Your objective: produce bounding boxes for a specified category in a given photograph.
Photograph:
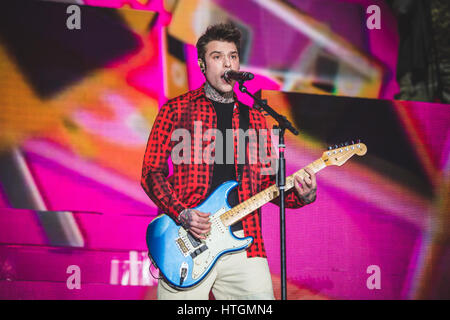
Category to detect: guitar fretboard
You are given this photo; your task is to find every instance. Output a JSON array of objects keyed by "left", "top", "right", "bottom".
[{"left": 219, "top": 158, "right": 326, "bottom": 226}]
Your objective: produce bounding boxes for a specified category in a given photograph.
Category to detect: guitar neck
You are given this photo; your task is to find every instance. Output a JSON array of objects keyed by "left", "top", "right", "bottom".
[{"left": 220, "top": 158, "right": 326, "bottom": 227}]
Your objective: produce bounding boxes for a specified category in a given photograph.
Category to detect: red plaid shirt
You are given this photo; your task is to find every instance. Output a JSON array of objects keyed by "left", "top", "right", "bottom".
[{"left": 141, "top": 84, "right": 304, "bottom": 258}]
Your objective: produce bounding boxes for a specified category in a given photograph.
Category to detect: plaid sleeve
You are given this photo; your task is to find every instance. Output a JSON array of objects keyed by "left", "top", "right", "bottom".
[
  {"left": 258, "top": 113, "right": 304, "bottom": 209},
  {"left": 141, "top": 102, "right": 186, "bottom": 221}
]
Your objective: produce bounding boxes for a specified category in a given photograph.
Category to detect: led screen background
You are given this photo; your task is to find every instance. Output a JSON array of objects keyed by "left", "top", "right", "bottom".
[{"left": 0, "top": 0, "right": 448, "bottom": 299}]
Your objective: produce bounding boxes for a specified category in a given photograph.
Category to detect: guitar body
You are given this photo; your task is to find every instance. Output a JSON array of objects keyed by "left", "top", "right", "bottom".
[
  {"left": 146, "top": 181, "right": 253, "bottom": 289},
  {"left": 146, "top": 142, "right": 367, "bottom": 289}
]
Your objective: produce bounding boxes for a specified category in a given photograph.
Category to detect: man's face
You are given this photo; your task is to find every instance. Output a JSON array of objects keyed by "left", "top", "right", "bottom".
[{"left": 201, "top": 40, "right": 240, "bottom": 93}]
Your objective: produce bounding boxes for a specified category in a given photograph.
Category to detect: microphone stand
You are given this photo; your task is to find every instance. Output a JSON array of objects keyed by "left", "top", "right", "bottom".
[{"left": 238, "top": 81, "right": 299, "bottom": 300}]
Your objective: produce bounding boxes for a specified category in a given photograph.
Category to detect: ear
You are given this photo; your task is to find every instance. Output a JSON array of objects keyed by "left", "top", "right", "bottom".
[{"left": 198, "top": 59, "right": 205, "bottom": 74}]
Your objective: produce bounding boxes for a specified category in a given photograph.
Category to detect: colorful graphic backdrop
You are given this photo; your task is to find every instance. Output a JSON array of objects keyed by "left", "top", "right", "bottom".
[{"left": 0, "top": 0, "right": 448, "bottom": 299}]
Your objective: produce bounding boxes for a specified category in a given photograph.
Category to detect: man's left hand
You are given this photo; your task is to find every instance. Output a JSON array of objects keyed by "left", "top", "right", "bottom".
[{"left": 294, "top": 168, "right": 317, "bottom": 205}]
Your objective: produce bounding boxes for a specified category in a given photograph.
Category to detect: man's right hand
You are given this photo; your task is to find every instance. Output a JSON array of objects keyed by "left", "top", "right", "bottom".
[{"left": 178, "top": 208, "right": 212, "bottom": 240}]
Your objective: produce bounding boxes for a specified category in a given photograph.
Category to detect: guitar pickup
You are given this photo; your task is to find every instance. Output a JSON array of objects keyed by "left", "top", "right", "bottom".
[
  {"left": 175, "top": 238, "right": 189, "bottom": 255},
  {"left": 190, "top": 244, "right": 208, "bottom": 259},
  {"left": 187, "top": 231, "right": 203, "bottom": 247}
]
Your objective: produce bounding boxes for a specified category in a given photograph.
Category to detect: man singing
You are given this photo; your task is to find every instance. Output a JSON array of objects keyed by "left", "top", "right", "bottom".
[{"left": 141, "top": 23, "right": 317, "bottom": 300}]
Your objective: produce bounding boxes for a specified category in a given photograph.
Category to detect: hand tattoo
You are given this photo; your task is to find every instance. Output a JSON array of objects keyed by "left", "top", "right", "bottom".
[
  {"left": 300, "top": 189, "right": 316, "bottom": 205},
  {"left": 178, "top": 208, "right": 193, "bottom": 229}
]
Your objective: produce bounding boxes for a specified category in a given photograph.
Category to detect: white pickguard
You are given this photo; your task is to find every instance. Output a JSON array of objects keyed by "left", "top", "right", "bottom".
[{"left": 177, "top": 208, "right": 252, "bottom": 280}]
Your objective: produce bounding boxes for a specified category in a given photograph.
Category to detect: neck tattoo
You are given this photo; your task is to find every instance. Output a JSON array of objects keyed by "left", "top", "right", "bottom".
[{"left": 204, "top": 81, "right": 234, "bottom": 103}]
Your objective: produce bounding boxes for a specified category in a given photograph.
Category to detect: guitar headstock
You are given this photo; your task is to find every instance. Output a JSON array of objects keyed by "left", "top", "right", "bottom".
[{"left": 322, "top": 140, "right": 367, "bottom": 166}]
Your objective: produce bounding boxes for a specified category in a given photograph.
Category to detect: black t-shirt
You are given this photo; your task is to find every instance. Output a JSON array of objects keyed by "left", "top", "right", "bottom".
[{"left": 205, "top": 100, "right": 239, "bottom": 209}]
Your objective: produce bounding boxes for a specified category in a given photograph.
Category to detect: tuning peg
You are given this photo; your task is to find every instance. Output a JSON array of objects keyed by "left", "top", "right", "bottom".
[
  {"left": 351, "top": 140, "right": 355, "bottom": 145},
  {"left": 357, "top": 139, "right": 361, "bottom": 143},
  {"left": 344, "top": 141, "right": 349, "bottom": 146},
  {"left": 334, "top": 144, "right": 338, "bottom": 149},
  {"left": 328, "top": 146, "right": 333, "bottom": 150}
]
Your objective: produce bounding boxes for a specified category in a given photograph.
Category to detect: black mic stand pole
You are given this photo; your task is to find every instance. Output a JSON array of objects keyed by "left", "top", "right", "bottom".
[{"left": 238, "top": 81, "right": 299, "bottom": 300}]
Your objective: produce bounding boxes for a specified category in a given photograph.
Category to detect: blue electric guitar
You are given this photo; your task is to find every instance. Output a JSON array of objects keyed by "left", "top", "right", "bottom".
[{"left": 146, "top": 142, "right": 367, "bottom": 289}]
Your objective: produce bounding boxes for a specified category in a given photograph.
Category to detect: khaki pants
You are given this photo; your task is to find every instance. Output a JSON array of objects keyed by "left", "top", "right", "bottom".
[{"left": 157, "top": 231, "right": 275, "bottom": 300}]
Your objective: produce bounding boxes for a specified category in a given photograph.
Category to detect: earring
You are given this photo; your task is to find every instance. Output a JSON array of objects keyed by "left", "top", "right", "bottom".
[{"left": 199, "top": 60, "right": 206, "bottom": 74}]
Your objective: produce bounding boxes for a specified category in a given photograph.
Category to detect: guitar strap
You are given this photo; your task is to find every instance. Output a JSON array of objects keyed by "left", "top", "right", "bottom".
[{"left": 237, "top": 102, "right": 249, "bottom": 186}]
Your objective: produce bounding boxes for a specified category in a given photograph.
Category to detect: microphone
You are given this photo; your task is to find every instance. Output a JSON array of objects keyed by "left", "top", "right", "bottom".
[{"left": 223, "top": 70, "right": 254, "bottom": 82}]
